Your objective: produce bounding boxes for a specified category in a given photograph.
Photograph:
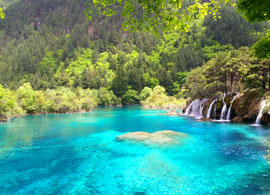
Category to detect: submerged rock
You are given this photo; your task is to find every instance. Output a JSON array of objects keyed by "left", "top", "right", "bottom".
[
  {"left": 134, "top": 192, "right": 145, "bottom": 195},
  {"left": 167, "top": 111, "right": 180, "bottom": 116},
  {"left": 116, "top": 130, "right": 188, "bottom": 146}
]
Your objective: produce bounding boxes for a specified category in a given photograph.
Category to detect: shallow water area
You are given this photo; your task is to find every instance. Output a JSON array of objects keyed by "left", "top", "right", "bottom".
[{"left": 0, "top": 106, "right": 270, "bottom": 195}]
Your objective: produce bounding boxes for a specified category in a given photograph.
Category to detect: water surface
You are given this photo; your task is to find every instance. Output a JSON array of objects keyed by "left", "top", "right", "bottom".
[{"left": 0, "top": 106, "right": 270, "bottom": 194}]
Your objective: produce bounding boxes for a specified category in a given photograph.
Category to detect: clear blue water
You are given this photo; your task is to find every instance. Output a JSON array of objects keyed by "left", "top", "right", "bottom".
[{"left": 0, "top": 106, "right": 270, "bottom": 195}]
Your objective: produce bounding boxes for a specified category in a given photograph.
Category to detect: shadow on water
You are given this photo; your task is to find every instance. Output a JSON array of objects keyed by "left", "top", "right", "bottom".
[{"left": 217, "top": 167, "right": 270, "bottom": 195}]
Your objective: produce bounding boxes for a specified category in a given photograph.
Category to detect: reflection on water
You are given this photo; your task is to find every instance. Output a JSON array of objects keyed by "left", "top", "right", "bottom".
[
  {"left": 0, "top": 118, "right": 35, "bottom": 158},
  {"left": 0, "top": 106, "right": 270, "bottom": 194}
]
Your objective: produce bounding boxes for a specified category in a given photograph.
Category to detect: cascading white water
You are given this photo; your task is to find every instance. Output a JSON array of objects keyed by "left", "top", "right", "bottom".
[
  {"left": 190, "top": 99, "right": 201, "bottom": 117},
  {"left": 185, "top": 98, "right": 208, "bottom": 118},
  {"left": 220, "top": 104, "right": 227, "bottom": 120},
  {"left": 198, "top": 98, "right": 208, "bottom": 119},
  {"left": 255, "top": 100, "right": 266, "bottom": 125},
  {"left": 220, "top": 94, "right": 227, "bottom": 120},
  {"left": 199, "top": 105, "right": 204, "bottom": 118},
  {"left": 226, "top": 93, "right": 240, "bottom": 121},
  {"left": 184, "top": 100, "right": 195, "bottom": 115},
  {"left": 206, "top": 99, "right": 217, "bottom": 118}
]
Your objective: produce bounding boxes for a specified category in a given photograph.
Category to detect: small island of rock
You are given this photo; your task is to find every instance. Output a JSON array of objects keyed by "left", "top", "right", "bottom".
[{"left": 116, "top": 130, "right": 188, "bottom": 146}]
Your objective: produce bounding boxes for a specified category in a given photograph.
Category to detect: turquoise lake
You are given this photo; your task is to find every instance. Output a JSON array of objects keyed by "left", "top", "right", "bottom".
[{"left": 0, "top": 106, "right": 270, "bottom": 194}]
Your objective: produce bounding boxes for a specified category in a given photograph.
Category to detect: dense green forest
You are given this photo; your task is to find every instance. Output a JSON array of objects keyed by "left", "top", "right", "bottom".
[
  {"left": 0, "top": 0, "right": 269, "bottom": 119},
  {"left": 185, "top": 47, "right": 270, "bottom": 98}
]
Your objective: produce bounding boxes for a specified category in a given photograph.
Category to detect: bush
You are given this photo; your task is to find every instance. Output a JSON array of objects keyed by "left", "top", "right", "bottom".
[
  {"left": 17, "top": 83, "right": 44, "bottom": 114},
  {"left": 16, "top": 84, "right": 98, "bottom": 114},
  {"left": 122, "top": 89, "right": 140, "bottom": 105},
  {"left": 139, "top": 87, "right": 153, "bottom": 100},
  {"left": 43, "top": 87, "right": 97, "bottom": 113},
  {"left": 0, "top": 85, "right": 23, "bottom": 119},
  {"left": 97, "top": 87, "right": 119, "bottom": 106},
  {"left": 141, "top": 85, "right": 186, "bottom": 109}
]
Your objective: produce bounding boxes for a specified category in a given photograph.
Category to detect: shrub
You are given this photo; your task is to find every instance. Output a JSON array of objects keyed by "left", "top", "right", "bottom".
[
  {"left": 97, "top": 87, "right": 118, "bottom": 106},
  {"left": 0, "top": 85, "right": 23, "bottom": 119},
  {"left": 122, "top": 89, "right": 140, "bottom": 105},
  {"left": 139, "top": 87, "right": 153, "bottom": 100}
]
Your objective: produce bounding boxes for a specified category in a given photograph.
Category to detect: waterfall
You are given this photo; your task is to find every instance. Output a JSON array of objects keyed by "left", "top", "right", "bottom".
[
  {"left": 185, "top": 98, "right": 208, "bottom": 118},
  {"left": 220, "top": 104, "right": 227, "bottom": 120},
  {"left": 198, "top": 98, "right": 208, "bottom": 119},
  {"left": 220, "top": 95, "right": 227, "bottom": 120},
  {"left": 255, "top": 100, "right": 266, "bottom": 125},
  {"left": 206, "top": 99, "right": 217, "bottom": 118},
  {"left": 226, "top": 93, "right": 240, "bottom": 121},
  {"left": 184, "top": 100, "right": 195, "bottom": 115},
  {"left": 190, "top": 99, "right": 201, "bottom": 117}
]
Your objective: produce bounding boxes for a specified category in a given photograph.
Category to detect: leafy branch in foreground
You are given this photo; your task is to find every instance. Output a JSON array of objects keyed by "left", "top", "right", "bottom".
[
  {"left": 85, "top": 0, "right": 235, "bottom": 35},
  {"left": 237, "top": 0, "right": 270, "bottom": 23},
  {"left": 0, "top": 7, "right": 4, "bottom": 19}
]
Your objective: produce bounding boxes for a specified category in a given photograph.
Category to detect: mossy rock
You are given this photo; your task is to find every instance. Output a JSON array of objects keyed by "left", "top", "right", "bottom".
[
  {"left": 202, "top": 98, "right": 215, "bottom": 116},
  {"left": 232, "top": 90, "right": 263, "bottom": 122}
]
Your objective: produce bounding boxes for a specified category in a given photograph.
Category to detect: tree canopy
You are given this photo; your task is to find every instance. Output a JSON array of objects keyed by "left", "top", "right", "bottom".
[
  {"left": 252, "top": 34, "right": 270, "bottom": 59},
  {"left": 237, "top": 0, "right": 270, "bottom": 22},
  {"left": 87, "top": 0, "right": 235, "bottom": 35},
  {"left": 237, "top": 0, "right": 270, "bottom": 59}
]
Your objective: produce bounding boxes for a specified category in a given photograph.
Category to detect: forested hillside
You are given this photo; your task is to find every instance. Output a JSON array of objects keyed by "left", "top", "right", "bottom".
[{"left": 0, "top": 0, "right": 268, "bottom": 108}]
